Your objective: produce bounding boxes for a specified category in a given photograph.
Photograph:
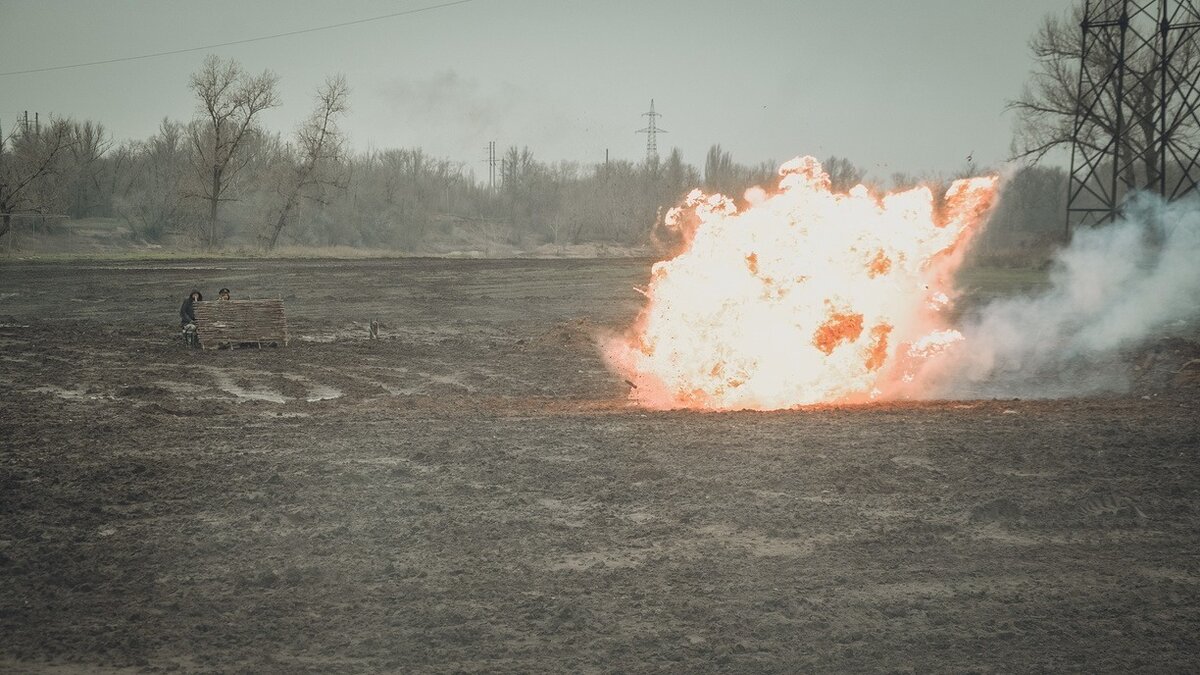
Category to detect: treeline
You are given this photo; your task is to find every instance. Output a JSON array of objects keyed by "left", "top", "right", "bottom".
[{"left": 1, "top": 56, "right": 1068, "bottom": 259}]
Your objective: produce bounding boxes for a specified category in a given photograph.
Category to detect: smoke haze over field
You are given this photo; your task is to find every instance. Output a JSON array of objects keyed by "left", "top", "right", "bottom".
[{"left": 932, "top": 195, "right": 1200, "bottom": 398}]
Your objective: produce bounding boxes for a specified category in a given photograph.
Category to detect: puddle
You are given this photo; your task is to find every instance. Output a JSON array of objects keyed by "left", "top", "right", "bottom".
[
  {"left": 34, "top": 385, "right": 111, "bottom": 401},
  {"left": 359, "top": 366, "right": 425, "bottom": 395},
  {"left": 366, "top": 381, "right": 411, "bottom": 395},
  {"left": 281, "top": 374, "right": 343, "bottom": 402},
  {"left": 305, "top": 383, "right": 343, "bottom": 402},
  {"left": 199, "top": 368, "right": 344, "bottom": 405},
  {"left": 317, "top": 367, "right": 405, "bottom": 396},
  {"left": 890, "top": 455, "right": 943, "bottom": 473},
  {"left": 207, "top": 369, "right": 287, "bottom": 404},
  {"left": 422, "top": 371, "right": 477, "bottom": 392}
]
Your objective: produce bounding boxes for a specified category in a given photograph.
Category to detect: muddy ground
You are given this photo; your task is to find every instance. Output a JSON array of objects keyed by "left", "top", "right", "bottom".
[{"left": 0, "top": 257, "right": 1198, "bottom": 673}]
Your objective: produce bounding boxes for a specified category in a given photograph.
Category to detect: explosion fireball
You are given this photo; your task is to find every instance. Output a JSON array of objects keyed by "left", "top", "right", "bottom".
[{"left": 604, "top": 156, "right": 998, "bottom": 410}]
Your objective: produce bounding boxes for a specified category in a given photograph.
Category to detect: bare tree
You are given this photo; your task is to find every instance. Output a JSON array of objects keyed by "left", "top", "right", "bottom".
[
  {"left": 0, "top": 117, "right": 75, "bottom": 241},
  {"left": 188, "top": 55, "right": 280, "bottom": 248},
  {"left": 822, "top": 155, "right": 866, "bottom": 192},
  {"left": 60, "top": 121, "right": 113, "bottom": 218},
  {"left": 1010, "top": 2, "right": 1200, "bottom": 190},
  {"left": 263, "top": 75, "right": 349, "bottom": 250},
  {"left": 115, "top": 118, "right": 192, "bottom": 241},
  {"left": 704, "top": 144, "right": 734, "bottom": 193},
  {"left": 501, "top": 145, "right": 541, "bottom": 235}
]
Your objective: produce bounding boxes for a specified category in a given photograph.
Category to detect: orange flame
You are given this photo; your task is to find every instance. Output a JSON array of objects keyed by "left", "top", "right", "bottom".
[{"left": 604, "top": 156, "right": 997, "bottom": 410}]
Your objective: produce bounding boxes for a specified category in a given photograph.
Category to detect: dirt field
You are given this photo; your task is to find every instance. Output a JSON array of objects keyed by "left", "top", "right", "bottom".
[{"left": 1, "top": 257, "right": 1198, "bottom": 673}]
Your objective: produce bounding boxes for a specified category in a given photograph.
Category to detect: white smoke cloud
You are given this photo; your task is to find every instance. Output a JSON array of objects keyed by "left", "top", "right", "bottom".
[
  {"left": 932, "top": 193, "right": 1200, "bottom": 398},
  {"left": 374, "top": 70, "right": 585, "bottom": 162}
]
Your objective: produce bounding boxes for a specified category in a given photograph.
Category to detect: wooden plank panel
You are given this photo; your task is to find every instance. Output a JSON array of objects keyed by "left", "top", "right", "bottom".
[{"left": 193, "top": 299, "right": 288, "bottom": 349}]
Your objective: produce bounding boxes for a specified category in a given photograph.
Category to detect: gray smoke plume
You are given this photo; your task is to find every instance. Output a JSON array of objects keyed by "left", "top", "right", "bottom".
[{"left": 935, "top": 193, "right": 1200, "bottom": 398}]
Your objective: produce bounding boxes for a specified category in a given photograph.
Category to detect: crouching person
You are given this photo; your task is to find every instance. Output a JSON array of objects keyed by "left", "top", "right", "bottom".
[{"left": 180, "top": 290, "right": 202, "bottom": 347}]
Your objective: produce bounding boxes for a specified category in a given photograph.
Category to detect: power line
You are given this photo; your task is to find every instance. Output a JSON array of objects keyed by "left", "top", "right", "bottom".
[{"left": 0, "top": 0, "right": 484, "bottom": 77}]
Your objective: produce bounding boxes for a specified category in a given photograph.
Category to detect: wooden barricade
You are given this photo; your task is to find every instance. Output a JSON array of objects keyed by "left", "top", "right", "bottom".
[{"left": 193, "top": 299, "right": 288, "bottom": 350}]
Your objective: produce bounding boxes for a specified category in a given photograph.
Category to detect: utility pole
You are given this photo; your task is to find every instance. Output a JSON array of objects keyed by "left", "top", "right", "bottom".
[
  {"left": 1, "top": 118, "right": 5, "bottom": 202},
  {"left": 636, "top": 99, "right": 667, "bottom": 163},
  {"left": 482, "top": 141, "right": 499, "bottom": 191},
  {"left": 491, "top": 141, "right": 498, "bottom": 190}
]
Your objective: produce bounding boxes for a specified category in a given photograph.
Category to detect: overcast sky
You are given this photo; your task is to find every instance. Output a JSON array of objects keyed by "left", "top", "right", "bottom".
[{"left": 1, "top": 0, "right": 1074, "bottom": 180}]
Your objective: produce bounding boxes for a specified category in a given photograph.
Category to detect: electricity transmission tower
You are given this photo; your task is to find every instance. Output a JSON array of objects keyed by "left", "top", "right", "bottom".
[
  {"left": 1066, "top": 0, "right": 1200, "bottom": 233},
  {"left": 482, "top": 141, "right": 498, "bottom": 191},
  {"left": 637, "top": 99, "right": 667, "bottom": 163}
]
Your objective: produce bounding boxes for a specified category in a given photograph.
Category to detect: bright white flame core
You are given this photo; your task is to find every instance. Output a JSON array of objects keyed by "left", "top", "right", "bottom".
[{"left": 604, "top": 156, "right": 998, "bottom": 410}]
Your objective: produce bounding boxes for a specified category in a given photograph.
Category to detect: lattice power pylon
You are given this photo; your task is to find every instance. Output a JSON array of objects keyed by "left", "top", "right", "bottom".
[
  {"left": 637, "top": 99, "right": 667, "bottom": 163},
  {"left": 1066, "top": 0, "right": 1200, "bottom": 232}
]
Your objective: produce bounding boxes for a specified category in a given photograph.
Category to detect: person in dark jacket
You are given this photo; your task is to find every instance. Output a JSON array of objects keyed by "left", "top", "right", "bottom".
[
  {"left": 180, "top": 290, "right": 202, "bottom": 347},
  {"left": 180, "top": 290, "right": 203, "bottom": 326}
]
